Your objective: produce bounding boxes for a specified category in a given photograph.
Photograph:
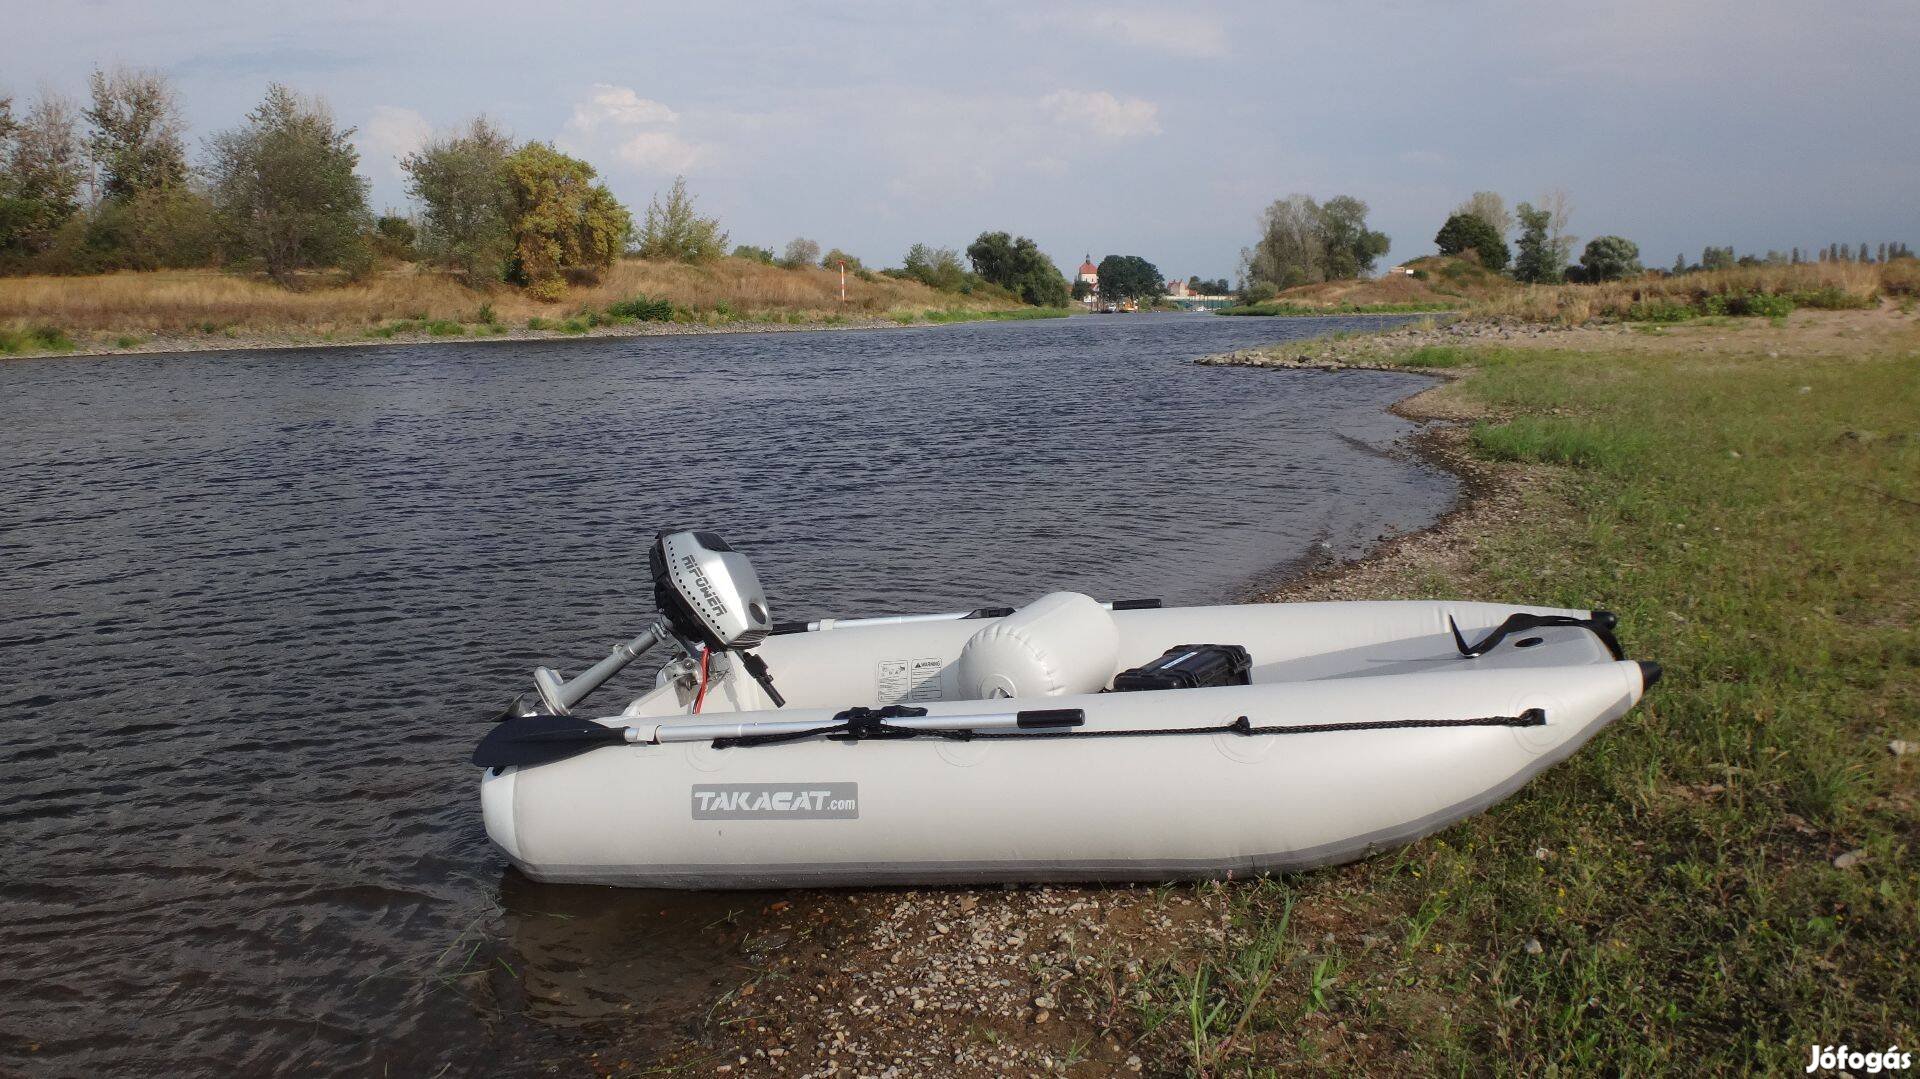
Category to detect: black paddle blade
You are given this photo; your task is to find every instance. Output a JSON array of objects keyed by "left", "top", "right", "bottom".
[{"left": 473, "top": 715, "right": 630, "bottom": 770}]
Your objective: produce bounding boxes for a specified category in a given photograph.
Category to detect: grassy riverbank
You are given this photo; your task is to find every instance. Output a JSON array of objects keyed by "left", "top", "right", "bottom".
[
  {"left": 1115, "top": 306, "right": 1920, "bottom": 1074},
  {"left": 653, "top": 307, "right": 1917, "bottom": 1076},
  {"left": 0, "top": 257, "right": 1036, "bottom": 356},
  {"left": 1229, "top": 257, "right": 1916, "bottom": 326}
]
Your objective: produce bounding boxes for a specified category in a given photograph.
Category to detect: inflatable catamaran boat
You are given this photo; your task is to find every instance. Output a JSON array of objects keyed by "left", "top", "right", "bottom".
[{"left": 475, "top": 531, "right": 1659, "bottom": 888}]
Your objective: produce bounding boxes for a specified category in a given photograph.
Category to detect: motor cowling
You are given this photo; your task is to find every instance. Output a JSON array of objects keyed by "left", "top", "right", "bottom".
[{"left": 648, "top": 530, "right": 773, "bottom": 651}]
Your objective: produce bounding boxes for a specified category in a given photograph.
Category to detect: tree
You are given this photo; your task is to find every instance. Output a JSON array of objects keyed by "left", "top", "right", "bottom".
[
  {"left": 0, "top": 92, "right": 84, "bottom": 258},
  {"left": 965, "top": 231, "right": 1069, "bottom": 306},
  {"left": 1579, "top": 236, "right": 1641, "bottom": 282},
  {"left": 778, "top": 237, "right": 820, "bottom": 269},
  {"left": 372, "top": 214, "right": 416, "bottom": 260},
  {"left": 80, "top": 69, "right": 213, "bottom": 273},
  {"left": 208, "top": 84, "right": 372, "bottom": 280},
  {"left": 1434, "top": 212, "right": 1509, "bottom": 271},
  {"left": 84, "top": 66, "right": 187, "bottom": 201},
  {"left": 1453, "top": 191, "right": 1512, "bottom": 241},
  {"left": 902, "top": 243, "right": 965, "bottom": 290},
  {"left": 1096, "top": 254, "right": 1165, "bottom": 304},
  {"left": 731, "top": 244, "right": 774, "bottom": 263},
  {"left": 1671, "top": 253, "right": 1687, "bottom": 275},
  {"left": 1540, "top": 188, "right": 1576, "bottom": 269},
  {"left": 820, "top": 247, "right": 863, "bottom": 272},
  {"left": 403, "top": 117, "right": 515, "bottom": 283},
  {"left": 1242, "top": 194, "right": 1324, "bottom": 288},
  {"left": 1318, "top": 196, "right": 1391, "bottom": 278},
  {"left": 1511, "top": 203, "right": 1560, "bottom": 284},
  {"left": 1700, "top": 246, "right": 1734, "bottom": 272},
  {"left": 1241, "top": 193, "right": 1389, "bottom": 289},
  {"left": 633, "top": 175, "right": 726, "bottom": 263},
  {"left": 1071, "top": 278, "right": 1093, "bottom": 302},
  {"left": 500, "top": 142, "right": 630, "bottom": 296}
]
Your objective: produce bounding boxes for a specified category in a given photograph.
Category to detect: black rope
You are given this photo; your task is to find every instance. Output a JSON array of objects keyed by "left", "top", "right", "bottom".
[
  {"left": 713, "top": 707, "right": 1546, "bottom": 749},
  {"left": 952, "top": 708, "right": 1545, "bottom": 740}
]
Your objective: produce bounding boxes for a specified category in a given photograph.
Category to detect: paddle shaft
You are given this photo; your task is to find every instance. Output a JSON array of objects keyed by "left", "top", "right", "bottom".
[
  {"left": 774, "top": 598, "right": 1160, "bottom": 634},
  {"left": 631, "top": 709, "right": 1054, "bottom": 744}
]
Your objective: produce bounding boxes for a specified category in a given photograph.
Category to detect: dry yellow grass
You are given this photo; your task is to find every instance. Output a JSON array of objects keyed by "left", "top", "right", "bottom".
[
  {"left": 1474, "top": 260, "right": 1903, "bottom": 324},
  {"left": 0, "top": 257, "right": 1015, "bottom": 336}
]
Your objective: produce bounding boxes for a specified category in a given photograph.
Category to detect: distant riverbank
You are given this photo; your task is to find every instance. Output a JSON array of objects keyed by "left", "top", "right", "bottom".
[
  {"left": 0, "top": 256, "right": 1050, "bottom": 358},
  {"left": 1, "top": 304, "right": 1071, "bottom": 359}
]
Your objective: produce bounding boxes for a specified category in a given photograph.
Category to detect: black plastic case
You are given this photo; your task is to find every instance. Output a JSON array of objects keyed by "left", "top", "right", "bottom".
[{"left": 1111, "top": 644, "right": 1253, "bottom": 692}]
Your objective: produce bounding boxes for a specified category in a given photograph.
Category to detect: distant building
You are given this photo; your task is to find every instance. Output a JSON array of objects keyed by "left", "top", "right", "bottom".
[
  {"left": 1165, "top": 279, "right": 1190, "bottom": 297},
  {"left": 1076, "top": 255, "right": 1100, "bottom": 305}
]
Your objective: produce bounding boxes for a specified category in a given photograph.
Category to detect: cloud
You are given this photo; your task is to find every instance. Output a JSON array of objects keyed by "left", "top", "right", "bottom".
[
  {"left": 566, "top": 84, "right": 680, "bottom": 133},
  {"left": 1042, "top": 90, "right": 1162, "bottom": 139},
  {"left": 613, "top": 130, "right": 705, "bottom": 174},
  {"left": 360, "top": 105, "right": 432, "bottom": 179},
  {"left": 1063, "top": 6, "right": 1229, "bottom": 58},
  {"left": 560, "top": 83, "right": 706, "bottom": 175}
]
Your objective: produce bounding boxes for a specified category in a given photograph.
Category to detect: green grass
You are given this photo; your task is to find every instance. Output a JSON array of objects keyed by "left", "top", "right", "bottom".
[
  {"left": 1392, "top": 344, "right": 1476, "bottom": 368},
  {"left": 1216, "top": 301, "right": 1459, "bottom": 317},
  {"left": 0, "top": 325, "right": 76, "bottom": 354},
  {"left": 1116, "top": 333, "right": 1920, "bottom": 1073}
]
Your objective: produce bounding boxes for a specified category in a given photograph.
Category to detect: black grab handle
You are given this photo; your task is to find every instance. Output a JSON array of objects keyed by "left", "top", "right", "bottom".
[{"left": 1016, "top": 709, "right": 1086, "bottom": 729}]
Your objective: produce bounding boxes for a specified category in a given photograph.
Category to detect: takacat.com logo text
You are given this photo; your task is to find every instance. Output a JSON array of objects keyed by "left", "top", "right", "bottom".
[{"left": 691, "top": 783, "right": 859, "bottom": 820}]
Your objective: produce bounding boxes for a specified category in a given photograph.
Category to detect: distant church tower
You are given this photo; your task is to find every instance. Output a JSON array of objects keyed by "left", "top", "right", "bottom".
[{"left": 1077, "top": 254, "right": 1099, "bottom": 295}]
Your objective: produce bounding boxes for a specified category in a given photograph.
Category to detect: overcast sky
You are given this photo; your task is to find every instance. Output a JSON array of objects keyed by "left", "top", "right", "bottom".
[{"left": 10, "top": 1, "right": 1918, "bottom": 279}]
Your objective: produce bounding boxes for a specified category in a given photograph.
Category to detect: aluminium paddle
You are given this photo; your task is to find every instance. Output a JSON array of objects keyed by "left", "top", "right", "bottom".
[{"left": 473, "top": 706, "right": 1086, "bottom": 771}]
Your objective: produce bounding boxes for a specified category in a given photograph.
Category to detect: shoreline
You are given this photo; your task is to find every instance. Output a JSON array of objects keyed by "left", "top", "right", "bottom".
[
  {"left": 633, "top": 303, "right": 1919, "bottom": 1075},
  {"left": 636, "top": 328, "right": 1524, "bottom": 1077},
  {"left": 0, "top": 309, "right": 1069, "bottom": 361}
]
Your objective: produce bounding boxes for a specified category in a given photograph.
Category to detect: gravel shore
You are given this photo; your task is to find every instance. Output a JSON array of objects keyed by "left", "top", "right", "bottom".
[{"left": 1195, "top": 316, "right": 1627, "bottom": 372}]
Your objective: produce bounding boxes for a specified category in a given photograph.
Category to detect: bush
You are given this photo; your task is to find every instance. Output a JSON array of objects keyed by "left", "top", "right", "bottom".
[
  {"left": 1580, "top": 236, "right": 1642, "bottom": 282},
  {"left": 0, "top": 325, "right": 75, "bottom": 354},
  {"left": 425, "top": 319, "right": 464, "bottom": 336},
  {"left": 1787, "top": 286, "right": 1875, "bottom": 310},
  {"left": 1627, "top": 299, "right": 1696, "bottom": 323},
  {"left": 605, "top": 295, "right": 673, "bottom": 321},
  {"left": 632, "top": 176, "right": 727, "bottom": 263},
  {"left": 1703, "top": 292, "right": 1794, "bottom": 318},
  {"left": 1434, "top": 213, "right": 1510, "bottom": 272},
  {"left": 525, "top": 276, "right": 566, "bottom": 303}
]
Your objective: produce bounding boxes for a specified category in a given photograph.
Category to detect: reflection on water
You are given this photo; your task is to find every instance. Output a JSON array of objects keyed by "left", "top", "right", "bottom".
[{"left": 0, "top": 313, "right": 1452, "bottom": 1075}]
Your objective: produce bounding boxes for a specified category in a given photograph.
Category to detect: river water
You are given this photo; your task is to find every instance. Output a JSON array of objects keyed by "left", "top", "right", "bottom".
[{"left": 0, "top": 312, "right": 1452, "bottom": 1075}]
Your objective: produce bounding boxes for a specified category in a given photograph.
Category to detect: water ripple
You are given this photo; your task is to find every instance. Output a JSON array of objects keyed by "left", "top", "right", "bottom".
[{"left": 0, "top": 313, "right": 1452, "bottom": 1075}]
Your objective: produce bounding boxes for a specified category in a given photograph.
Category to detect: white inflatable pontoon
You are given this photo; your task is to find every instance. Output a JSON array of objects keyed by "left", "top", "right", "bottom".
[{"left": 475, "top": 532, "right": 1659, "bottom": 888}]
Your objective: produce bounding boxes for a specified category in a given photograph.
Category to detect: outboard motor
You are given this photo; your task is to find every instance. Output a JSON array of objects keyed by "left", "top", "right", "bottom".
[
  {"left": 648, "top": 531, "right": 773, "bottom": 652},
  {"left": 514, "top": 529, "right": 783, "bottom": 717}
]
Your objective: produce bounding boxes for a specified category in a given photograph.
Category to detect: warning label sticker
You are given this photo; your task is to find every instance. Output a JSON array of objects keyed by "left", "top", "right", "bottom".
[
  {"left": 877, "top": 658, "right": 945, "bottom": 704},
  {"left": 909, "top": 658, "right": 945, "bottom": 702}
]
